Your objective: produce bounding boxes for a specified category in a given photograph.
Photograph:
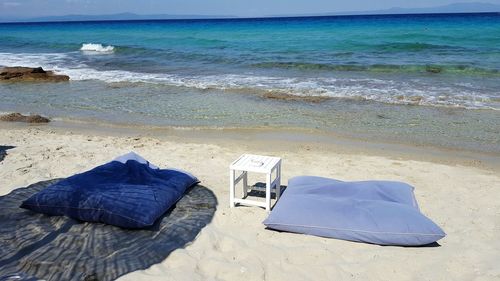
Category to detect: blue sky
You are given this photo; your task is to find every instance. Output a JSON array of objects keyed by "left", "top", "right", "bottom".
[{"left": 1, "top": 0, "right": 500, "bottom": 18}]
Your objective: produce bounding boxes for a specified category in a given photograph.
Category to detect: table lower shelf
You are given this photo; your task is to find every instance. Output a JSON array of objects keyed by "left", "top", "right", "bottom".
[{"left": 233, "top": 198, "right": 269, "bottom": 208}]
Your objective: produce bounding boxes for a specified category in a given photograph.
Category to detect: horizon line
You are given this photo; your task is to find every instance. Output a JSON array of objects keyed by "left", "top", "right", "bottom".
[{"left": 1, "top": 11, "right": 499, "bottom": 24}]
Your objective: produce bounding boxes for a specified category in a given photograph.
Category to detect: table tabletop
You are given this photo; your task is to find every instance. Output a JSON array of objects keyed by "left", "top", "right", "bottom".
[{"left": 230, "top": 154, "right": 281, "bottom": 173}]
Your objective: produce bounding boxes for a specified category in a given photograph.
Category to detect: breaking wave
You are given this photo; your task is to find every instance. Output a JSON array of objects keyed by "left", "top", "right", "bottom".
[{"left": 80, "top": 43, "right": 115, "bottom": 53}]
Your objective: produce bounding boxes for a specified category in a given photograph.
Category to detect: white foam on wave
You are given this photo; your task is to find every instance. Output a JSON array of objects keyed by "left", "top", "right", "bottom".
[
  {"left": 80, "top": 43, "right": 115, "bottom": 53},
  {"left": 0, "top": 52, "right": 497, "bottom": 110}
]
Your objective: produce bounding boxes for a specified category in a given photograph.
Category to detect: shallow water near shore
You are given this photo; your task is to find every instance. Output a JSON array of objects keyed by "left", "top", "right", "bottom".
[{"left": 0, "top": 79, "right": 499, "bottom": 155}]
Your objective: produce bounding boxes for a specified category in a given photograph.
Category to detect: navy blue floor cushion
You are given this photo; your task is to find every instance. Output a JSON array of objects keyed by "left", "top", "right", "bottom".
[
  {"left": 264, "top": 176, "right": 446, "bottom": 246},
  {"left": 21, "top": 153, "right": 199, "bottom": 229}
]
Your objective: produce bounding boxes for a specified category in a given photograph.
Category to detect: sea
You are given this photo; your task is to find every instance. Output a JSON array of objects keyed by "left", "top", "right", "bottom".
[{"left": 0, "top": 13, "right": 499, "bottom": 153}]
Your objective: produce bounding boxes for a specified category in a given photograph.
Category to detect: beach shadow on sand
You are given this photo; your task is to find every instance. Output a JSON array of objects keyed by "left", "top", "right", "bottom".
[
  {"left": 0, "top": 146, "right": 15, "bottom": 162},
  {"left": 245, "top": 182, "right": 287, "bottom": 201},
  {"left": 0, "top": 179, "right": 217, "bottom": 281}
]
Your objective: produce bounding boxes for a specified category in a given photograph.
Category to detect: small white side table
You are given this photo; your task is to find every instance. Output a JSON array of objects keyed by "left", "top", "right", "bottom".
[{"left": 229, "top": 154, "right": 282, "bottom": 211}]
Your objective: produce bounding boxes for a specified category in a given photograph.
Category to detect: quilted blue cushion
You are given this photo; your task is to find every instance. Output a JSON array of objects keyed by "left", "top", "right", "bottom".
[
  {"left": 263, "top": 176, "right": 445, "bottom": 246},
  {"left": 21, "top": 154, "right": 199, "bottom": 229}
]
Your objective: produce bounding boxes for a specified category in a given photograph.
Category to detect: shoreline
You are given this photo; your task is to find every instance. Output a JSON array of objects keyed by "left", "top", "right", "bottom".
[{"left": 1, "top": 119, "right": 499, "bottom": 172}]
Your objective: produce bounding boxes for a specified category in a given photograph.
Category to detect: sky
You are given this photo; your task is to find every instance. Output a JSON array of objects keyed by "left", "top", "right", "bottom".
[{"left": 1, "top": 0, "right": 500, "bottom": 19}]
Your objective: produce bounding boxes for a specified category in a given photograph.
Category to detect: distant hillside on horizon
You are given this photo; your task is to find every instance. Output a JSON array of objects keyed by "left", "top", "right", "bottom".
[
  {"left": 1, "top": 2, "right": 499, "bottom": 23},
  {"left": 270, "top": 2, "right": 500, "bottom": 17},
  {"left": 0, "top": 12, "right": 235, "bottom": 23}
]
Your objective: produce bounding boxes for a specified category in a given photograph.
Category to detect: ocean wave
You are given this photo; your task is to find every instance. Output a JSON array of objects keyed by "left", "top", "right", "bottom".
[
  {"left": 252, "top": 62, "right": 500, "bottom": 76},
  {"left": 0, "top": 52, "right": 498, "bottom": 110},
  {"left": 80, "top": 43, "right": 115, "bottom": 53},
  {"left": 372, "top": 42, "right": 465, "bottom": 52},
  {"left": 38, "top": 68, "right": 500, "bottom": 110}
]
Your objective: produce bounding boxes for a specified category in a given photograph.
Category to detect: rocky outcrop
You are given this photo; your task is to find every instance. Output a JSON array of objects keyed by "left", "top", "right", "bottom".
[
  {"left": 0, "top": 113, "right": 50, "bottom": 123},
  {"left": 0, "top": 67, "right": 69, "bottom": 82}
]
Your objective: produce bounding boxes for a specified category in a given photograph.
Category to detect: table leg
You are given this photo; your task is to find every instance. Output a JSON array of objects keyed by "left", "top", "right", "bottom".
[
  {"left": 230, "top": 169, "right": 235, "bottom": 207},
  {"left": 243, "top": 171, "right": 248, "bottom": 198},
  {"left": 276, "top": 164, "right": 281, "bottom": 201},
  {"left": 266, "top": 172, "right": 272, "bottom": 212}
]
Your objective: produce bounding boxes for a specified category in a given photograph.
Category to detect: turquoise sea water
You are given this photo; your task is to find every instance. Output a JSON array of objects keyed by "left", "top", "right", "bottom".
[{"left": 0, "top": 13, "right": 499, "bottom": 152}]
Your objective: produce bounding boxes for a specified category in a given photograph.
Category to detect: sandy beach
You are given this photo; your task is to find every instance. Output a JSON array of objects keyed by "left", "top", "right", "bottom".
[
  {"left": 1, "top": 122, "right": 499, "bottom": 280},
  {"left": 2, "top": 7, "right": 500, "bottom": 281}
]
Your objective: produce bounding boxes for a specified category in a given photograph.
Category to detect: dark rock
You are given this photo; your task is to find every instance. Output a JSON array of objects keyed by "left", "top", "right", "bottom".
[
  {"left": 0, "top": 66, "right": 69, "bottom": 82},
  {"left": 31, "top": 67, "right": 47, "bottom": 74},
  {"left": 426, "top": 65, "right": 442, "bottom": 74},
  {"left": 0, "top": 113, "right": 50, "bottom": 123}
]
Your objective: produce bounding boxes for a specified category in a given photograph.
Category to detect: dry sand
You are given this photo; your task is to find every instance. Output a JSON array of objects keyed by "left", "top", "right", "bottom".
[{"left": 0, "top": 123, "right": 499, "bottom": 281}]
